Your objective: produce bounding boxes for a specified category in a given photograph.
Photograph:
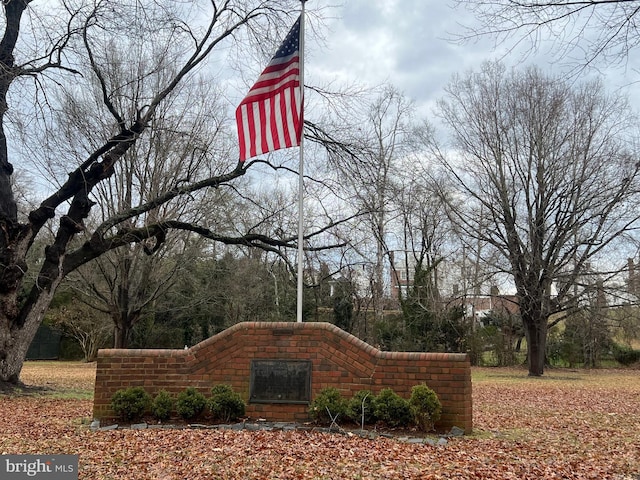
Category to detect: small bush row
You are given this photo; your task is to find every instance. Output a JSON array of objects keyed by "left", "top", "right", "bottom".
[
  {"left": 110, "top": 385, "right": 245, "bottom": 423},
  {"left": 612, "top": 344, "right": 640, "bottom": 366},
  {"left": 308, "top": 384, "right": 442, "bottom": 432}
]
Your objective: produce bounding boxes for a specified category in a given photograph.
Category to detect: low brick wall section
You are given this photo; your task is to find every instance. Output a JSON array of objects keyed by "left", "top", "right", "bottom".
[{"left": 93, "top": 322, "right": 472, "bottom": 433}]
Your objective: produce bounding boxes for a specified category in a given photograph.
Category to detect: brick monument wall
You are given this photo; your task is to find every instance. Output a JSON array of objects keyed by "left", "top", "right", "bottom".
[{"left": 93, "top": 322, "right": 472, "bottom": 433}]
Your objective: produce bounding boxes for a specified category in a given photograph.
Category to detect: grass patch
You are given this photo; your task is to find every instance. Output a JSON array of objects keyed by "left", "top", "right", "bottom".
[
  {"left": 470, "top": 365, "right": 638, "bottom": 385},
  {"left": 12, "top": 361, "right": 96, "bottom": 400},
  {"left": 46, "top": 389, "right": 94, "bottom": 400}
]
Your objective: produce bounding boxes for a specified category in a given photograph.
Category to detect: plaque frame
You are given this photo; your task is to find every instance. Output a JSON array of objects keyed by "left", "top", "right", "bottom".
[{"left": 249, "top": 359, "right": 312, "bottom": 404}]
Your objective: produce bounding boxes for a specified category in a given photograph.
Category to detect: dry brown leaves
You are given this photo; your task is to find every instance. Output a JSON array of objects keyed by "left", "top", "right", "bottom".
[{"left": 1, "top": 362, "right": 638, "bottom": 479}]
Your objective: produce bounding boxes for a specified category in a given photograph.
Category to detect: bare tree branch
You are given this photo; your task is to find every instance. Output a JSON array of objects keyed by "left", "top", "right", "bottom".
[{"left": 454, "top": 0, "right": 640, "bottom": 71}]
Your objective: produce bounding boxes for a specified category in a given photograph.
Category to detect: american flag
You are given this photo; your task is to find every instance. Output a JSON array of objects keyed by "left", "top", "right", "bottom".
[{"left": 236, "top": 16, "right": 302, "bottom": 162}]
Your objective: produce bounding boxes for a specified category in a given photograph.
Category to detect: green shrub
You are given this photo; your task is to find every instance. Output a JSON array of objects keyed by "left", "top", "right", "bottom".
[
  {"left": 175, "top": 387, "right": 207, "bottom": 420},
  {"left": 373, "top": 388, "right": 412, "bottom": 427},
  {"left": 151, "top": 390, "right": 174, "bottom": 421},
  {"left": 309, "top": 387, "right": 347, "bottom": 424},
  {"left": 346, "top": 390, "right": 376, "bottom": 426},
  {"left": 613, "top": 344, "right": 640, "bottom": 366},
  {"left": 409, "top": 384, "right": 442, "bottom": 431},
  {"left": 208, "top": 384, "right": 246, "bottom": 422},
  {"left": 110, "top": 386, "right": 151, "bottom": 421}
]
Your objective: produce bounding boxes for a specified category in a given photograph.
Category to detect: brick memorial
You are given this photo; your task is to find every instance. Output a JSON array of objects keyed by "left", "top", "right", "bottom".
[{"left": 93, "top": 322, "right": 472, "bottom": 433}]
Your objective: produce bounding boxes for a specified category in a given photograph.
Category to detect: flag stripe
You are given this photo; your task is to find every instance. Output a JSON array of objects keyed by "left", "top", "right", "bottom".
[{"left": 236, "top": 16, "right": 302, "bottom": 162}]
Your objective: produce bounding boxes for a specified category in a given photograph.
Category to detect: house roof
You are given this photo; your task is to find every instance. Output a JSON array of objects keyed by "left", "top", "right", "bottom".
[{"left": 450, "top": 295, "right": 520, "bottom": 316}]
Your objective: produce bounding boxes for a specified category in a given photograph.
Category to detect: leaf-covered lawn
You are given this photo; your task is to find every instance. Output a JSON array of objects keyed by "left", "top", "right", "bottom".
[{"left": 1, "top": 362, "right": 638, "bottom": 479}]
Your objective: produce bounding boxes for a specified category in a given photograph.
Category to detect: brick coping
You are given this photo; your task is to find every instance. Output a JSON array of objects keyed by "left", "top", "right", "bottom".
[{"left": 97, "top": 322, "right": 470, "bottom": 362}]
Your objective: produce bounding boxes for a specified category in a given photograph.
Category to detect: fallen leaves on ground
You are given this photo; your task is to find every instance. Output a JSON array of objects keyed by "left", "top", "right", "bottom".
[{"left": 1, "top": 363, "right": 638, "bottom": 479}]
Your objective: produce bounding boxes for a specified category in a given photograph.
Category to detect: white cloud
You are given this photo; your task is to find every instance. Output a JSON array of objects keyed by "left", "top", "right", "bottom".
[{"left": 305, "top": 0, "right": 640, "bottom": 116}]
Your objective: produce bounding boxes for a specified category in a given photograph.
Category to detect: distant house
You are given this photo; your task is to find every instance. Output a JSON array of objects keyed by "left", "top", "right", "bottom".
[
  {"left": 453, "top": 292, "right": 520, "bottom": 325},
  {"left": 389, "top": 251, "right": 417, "bottom": 301}
]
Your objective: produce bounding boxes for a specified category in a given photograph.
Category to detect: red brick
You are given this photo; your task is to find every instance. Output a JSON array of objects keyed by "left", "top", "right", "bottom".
[{"left": 94, "top": 322, "right": 472, "bottom": 433}]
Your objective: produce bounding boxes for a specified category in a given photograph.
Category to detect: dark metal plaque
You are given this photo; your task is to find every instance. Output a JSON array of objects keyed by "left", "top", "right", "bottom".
[{"left": 249, "top": 360, "right": 312, "bottom": 404}]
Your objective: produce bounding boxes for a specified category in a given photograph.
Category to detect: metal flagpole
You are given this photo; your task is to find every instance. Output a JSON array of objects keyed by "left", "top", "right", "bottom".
[{"left": 296, "top": 0, "right": 307, "bottom": 323}]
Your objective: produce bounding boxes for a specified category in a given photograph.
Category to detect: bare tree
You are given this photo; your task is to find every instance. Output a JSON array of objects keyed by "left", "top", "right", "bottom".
[
  {"left": 53, "top": 52, "right": 233, "bottom": 348},
  {"left": 328, "top": 85, "right": 414, "bottom": 322},
  {"left": 392, "top": 166, "right": 455, "bottom": 301},
  {"left": 0, "top": 1, "right": 345, "bottom": 385},
  {"left": 429, "top": 62, "right": 640, "bottom": 376},
  {"left": 48, "top": 297, "right": 111, "bottom": 362},
  {"left": 455, "top": 0, "right": 640, "bottom": 70}
]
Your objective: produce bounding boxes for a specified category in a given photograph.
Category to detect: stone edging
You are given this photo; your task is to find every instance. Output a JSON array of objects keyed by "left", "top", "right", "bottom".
[{"left": 89, "top": 419, "right": 465, "bottom": 446}]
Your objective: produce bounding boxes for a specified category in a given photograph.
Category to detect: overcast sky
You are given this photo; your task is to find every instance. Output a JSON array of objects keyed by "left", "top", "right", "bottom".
[{"left": 304, "top": 0, "right": 640, "bottom": 118}]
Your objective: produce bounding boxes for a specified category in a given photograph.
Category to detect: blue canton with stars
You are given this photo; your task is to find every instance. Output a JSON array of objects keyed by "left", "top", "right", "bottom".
[{"left": 273, "top": 16, "right": 300, "bottom": 60}]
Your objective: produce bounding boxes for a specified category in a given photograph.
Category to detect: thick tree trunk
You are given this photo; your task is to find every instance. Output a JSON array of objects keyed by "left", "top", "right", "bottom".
[
  {"left": 113, "top": 323, "right": 130, "bottom": 349},
  {"left": 516, "top": 283, "right": 551, "bottom": 376},
  {"left": 0, "top": 291, "right": 55, "bottom": 384},
  {"left": 0, "top": 1, "right": 47, "bottom": 386},
  {"left": 1, "top": 326, "right": 34, "bottom": 385},
  {"left": 524, "top": 318, "right": 547, "bottom": 376},
  {"left": 113, "top": 311, "right": 140, "bottom": 349}
]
